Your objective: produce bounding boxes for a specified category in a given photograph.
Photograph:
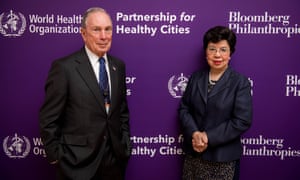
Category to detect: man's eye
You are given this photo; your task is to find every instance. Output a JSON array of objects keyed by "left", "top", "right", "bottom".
[{"left": 105, "top": 27, "right": 112, "bottom": 32}]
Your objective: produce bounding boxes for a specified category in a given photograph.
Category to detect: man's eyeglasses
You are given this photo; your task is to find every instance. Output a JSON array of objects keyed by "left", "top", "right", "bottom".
[{"left": 207, "top": 47, "right": 229, "bottom": 55}]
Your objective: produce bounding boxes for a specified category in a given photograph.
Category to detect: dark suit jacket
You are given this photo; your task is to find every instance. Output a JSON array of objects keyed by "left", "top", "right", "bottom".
[
  {"left": 39, "top": 47, "right": 131, "bottom": 179},
  {"left": 179, "top": 67, "right": 252, "bottom": 162}
]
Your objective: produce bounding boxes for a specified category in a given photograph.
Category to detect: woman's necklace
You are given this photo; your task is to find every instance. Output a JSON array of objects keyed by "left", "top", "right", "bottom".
[
  {"left": 209, "top": 71, "right": 218, "bottom": 85},
  {"left": 208, "top": 72, "right": 218, "bottom": 93}
]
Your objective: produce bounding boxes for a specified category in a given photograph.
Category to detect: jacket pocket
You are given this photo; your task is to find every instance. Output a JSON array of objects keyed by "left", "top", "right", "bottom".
[{"left": 60, "top": 134, "right": 88, "bottom": 146}]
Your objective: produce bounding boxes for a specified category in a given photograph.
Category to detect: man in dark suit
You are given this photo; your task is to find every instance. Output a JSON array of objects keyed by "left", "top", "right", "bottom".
[{"left": 39, "top": 7, "right": 131, "bottom": 180}]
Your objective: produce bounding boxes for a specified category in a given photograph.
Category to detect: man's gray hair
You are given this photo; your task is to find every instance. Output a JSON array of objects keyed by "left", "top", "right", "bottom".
[{"left": 81, "top": 7, "right": 112, "bottom": 28}]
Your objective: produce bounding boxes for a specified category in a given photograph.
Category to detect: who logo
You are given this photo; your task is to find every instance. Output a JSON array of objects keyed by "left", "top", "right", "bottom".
[
  {"left": 3, "top": 133, "right": 31, "bottom": 159},
  {"left": 0, "top": 10, "right": 26, "bottom": 37},
  {"left": 168, "top": 73, "right": 189, "bottom": 98}
]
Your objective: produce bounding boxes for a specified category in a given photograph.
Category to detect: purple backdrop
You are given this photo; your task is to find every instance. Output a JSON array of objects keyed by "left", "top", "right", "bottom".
[{"left": 1, "top": 0, "right": 299, "bottom": 179}]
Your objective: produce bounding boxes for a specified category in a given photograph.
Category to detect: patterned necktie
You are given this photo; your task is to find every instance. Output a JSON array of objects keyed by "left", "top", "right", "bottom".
[{"left": 99, "top": 57, "right": 110, "bottom": 105}]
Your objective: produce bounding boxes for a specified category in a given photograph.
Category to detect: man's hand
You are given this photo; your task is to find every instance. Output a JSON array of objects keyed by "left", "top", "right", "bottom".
[{"left": 50, "top": 160, "right": 58, "bottom": 165}]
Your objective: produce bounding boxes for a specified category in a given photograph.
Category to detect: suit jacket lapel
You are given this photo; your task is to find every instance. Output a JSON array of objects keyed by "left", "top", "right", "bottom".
[
  {"left": 75, "top": 48, "right": 106, "bottom": 111},
  {"left": 208, "top": 67, "right": 231, "bottom": 98},
  {"left": 197, "top": 70, "right": 209, "bottom": 105},
  {"left": 107, "top": 56, "right": 118, "bottom": 115}
]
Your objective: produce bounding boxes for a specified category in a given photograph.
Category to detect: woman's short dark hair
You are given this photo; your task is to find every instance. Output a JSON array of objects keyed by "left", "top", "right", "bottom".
[{"left": 203, "top": 26, "right": 236, "bottom": 55}]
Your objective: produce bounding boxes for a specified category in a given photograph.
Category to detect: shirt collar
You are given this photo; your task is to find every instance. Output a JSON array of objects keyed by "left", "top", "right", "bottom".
[{"left": 85, "top": 46, "right": 108, "bottom": 64}]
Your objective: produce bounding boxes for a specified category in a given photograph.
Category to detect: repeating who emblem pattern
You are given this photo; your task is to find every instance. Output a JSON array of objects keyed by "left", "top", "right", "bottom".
[
  {"left": 0, "top": 10, "right": 26, "bottom": 37},
  {"left": 3, "top": 133, "right": 31, "bottom": 159},
  {"left": 168, "top": 73, "right": 189, "bottom": 98}
]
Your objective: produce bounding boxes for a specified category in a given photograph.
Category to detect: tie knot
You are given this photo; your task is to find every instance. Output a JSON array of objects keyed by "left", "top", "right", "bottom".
[{"left": 99, "top": 57, "right": 105, "bottom": 64}]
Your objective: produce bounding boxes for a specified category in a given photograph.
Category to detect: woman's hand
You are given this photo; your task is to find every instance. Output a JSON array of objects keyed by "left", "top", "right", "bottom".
[{"left": 192, "top": 131, "right": 208, "bottom": 153}]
